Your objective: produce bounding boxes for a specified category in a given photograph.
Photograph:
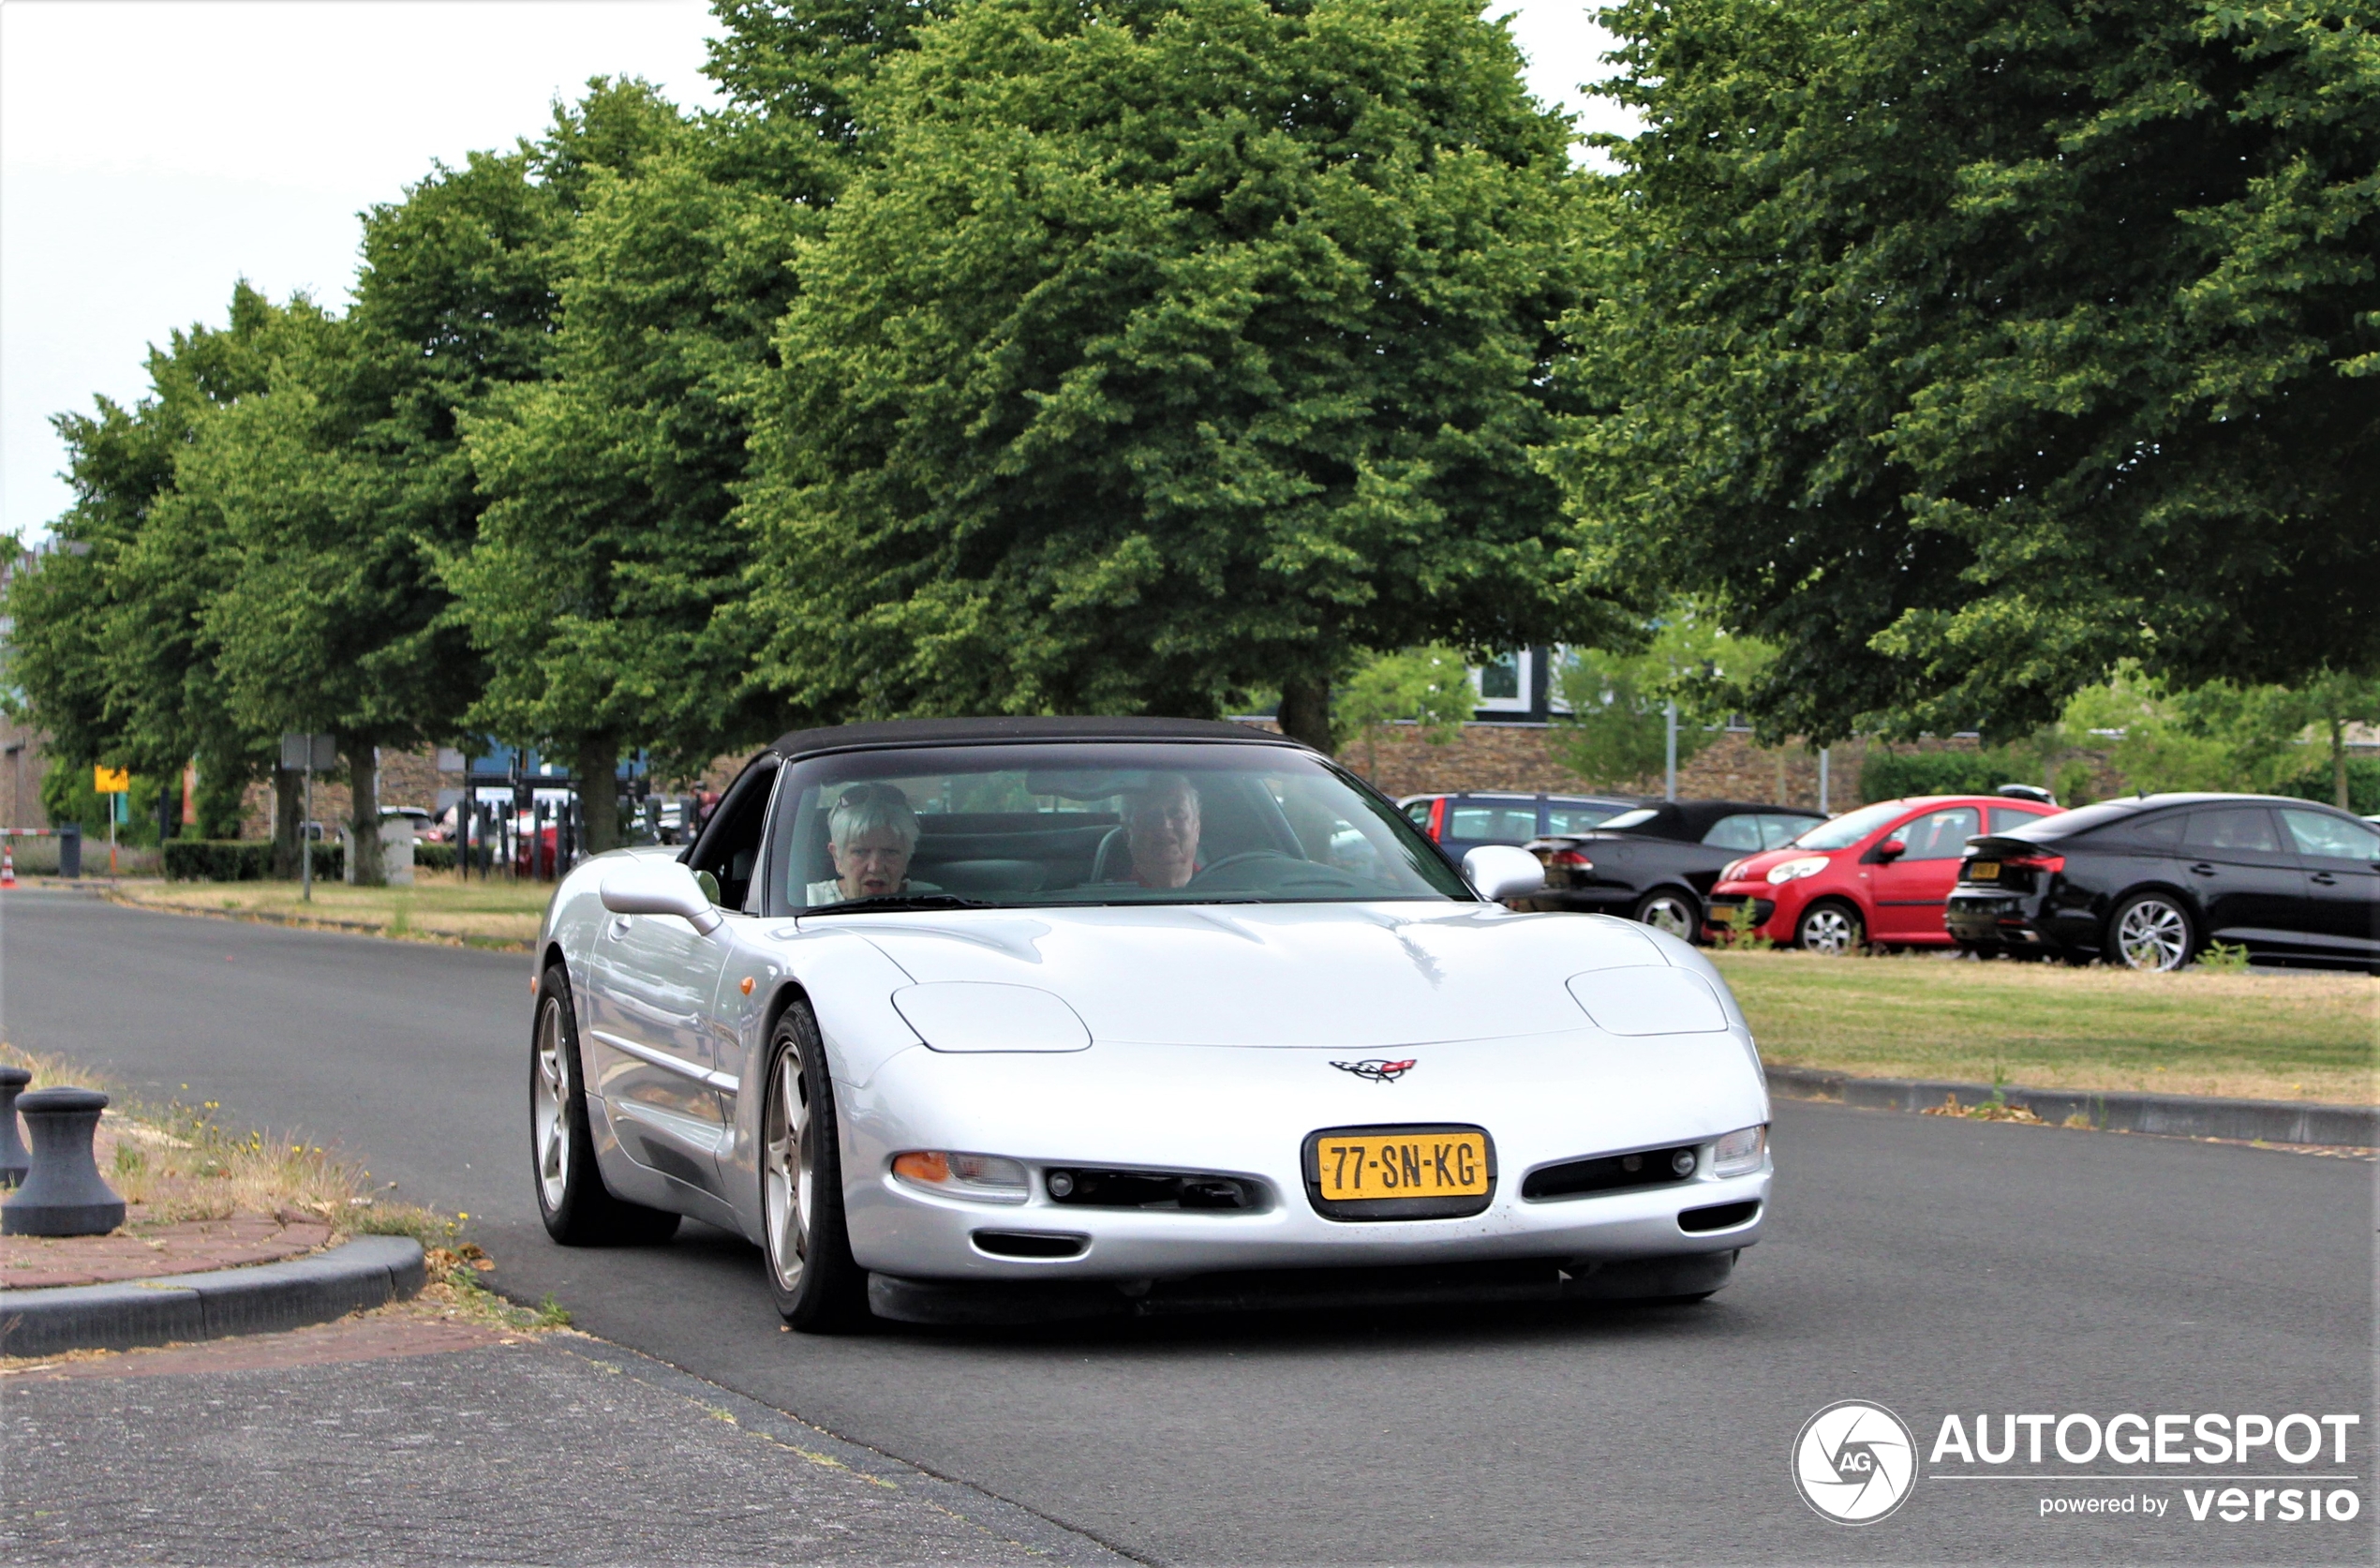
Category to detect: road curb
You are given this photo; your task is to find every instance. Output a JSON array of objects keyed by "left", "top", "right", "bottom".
[
  {"left": 0, "top": 1235, "right": 426, "bottom": 1357},
  {"left": 1765, "top": 1066, "right": 2377, "bottom": 1148},
  {"left": 96, "top": 891, "right": 533, "bottom": 951}
]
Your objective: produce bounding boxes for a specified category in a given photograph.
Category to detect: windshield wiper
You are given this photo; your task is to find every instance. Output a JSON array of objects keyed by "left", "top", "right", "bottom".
[{"left": 803, "top": 893, "right": 1001, "bottom": 917}]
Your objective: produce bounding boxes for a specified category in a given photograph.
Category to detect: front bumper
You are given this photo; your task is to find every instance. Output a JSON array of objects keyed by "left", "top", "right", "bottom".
[
  {"left": 837, "top": 1033, "right": 1771, "bottom": 1285},
  {"left": 1703, "top": 890, "right": 1778, "bottom": 937}
]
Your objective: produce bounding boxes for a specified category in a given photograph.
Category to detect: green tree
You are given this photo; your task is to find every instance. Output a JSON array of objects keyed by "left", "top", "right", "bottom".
[
  {"left": 197, "top": 140, "right": 575, "bottom": 881},
  {"left": 3, "top": 286, "right": 299, "bottom": 857},
  {"left": 741, "top": 0, "right": 1627, "bottom": 752},
  {"left": 1558, "top": 0, "right": 2380, "bottom": 743},
  {"left": 1552, "top": 610, "right": 1772, "bottom": 787},
  {"left": 449, "top": 88, "right": 821, "bottom": 850},
  {"left": 1334, "top": 646, "right": 1473, "bottom": 779}
]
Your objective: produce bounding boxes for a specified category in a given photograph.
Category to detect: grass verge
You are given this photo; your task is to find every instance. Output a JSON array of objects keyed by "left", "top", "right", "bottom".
[
  {"left": 1709, "top": 949, "right": 2378, "bottom": 1105},
  {"left": 104, "top": 870, "right": 550, "bottom": 949}
]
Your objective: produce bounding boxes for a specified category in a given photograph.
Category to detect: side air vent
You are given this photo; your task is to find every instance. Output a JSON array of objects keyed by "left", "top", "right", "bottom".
[
  {"left": 1522, "top": 1145, "right": 1700, "bottom": 1202},
  {"left": 1678, "top": 1200, "right": 1761, "bottom": 1233},
  {"left": 971, "top": 1231, "right": 1089, "bottom": 1260}
]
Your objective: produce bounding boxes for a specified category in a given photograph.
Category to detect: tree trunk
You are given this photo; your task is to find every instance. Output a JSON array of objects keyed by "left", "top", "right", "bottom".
[
  {"left": 2335, "top": 716, "right": 2349, "bottom": 811},
  {"left": 576, "top": 735, "right": 620, "bottom": 856},
  {"left": 272, "top": 766, "right": 304, "bottom": 878},
  {"left": 1278, "top": 677, "right": 1334, "bottom": 754},
  {"left": 344, "top": 738, "right": 384, "bottom": 886}
]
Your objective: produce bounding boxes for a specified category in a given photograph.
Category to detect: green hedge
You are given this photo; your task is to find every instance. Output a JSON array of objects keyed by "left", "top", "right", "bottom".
[
  {"left": 162, "top": 841, "right": 344, "bottom": 882},
  {"left": 2273, "top": 756, "right": 2380, "bottom": 816},
  {"left": 414, "top": 843, "right": 456, "bottom": 873},
  {"left": 1859, "top": 748, "right": 2036, "bottom": 802}
]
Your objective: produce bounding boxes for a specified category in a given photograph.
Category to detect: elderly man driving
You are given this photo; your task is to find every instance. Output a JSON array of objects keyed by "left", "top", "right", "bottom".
[
  {"left": 806, "top": 783, "right": 933, "bottom": 904},
  {"left": 1123, "top": 773, "right": 1202, "bottom": 889}
]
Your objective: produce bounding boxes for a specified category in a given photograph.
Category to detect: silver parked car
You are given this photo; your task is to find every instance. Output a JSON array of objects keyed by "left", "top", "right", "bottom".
[{"left": 529, "top": 718, "right": 1773, "bottom": 1331}]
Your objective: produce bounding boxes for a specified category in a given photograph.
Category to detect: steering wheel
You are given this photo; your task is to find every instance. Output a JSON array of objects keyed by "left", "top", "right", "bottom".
[{"left": 1184, "top": 850, "right": 1295, "bottom": 885}]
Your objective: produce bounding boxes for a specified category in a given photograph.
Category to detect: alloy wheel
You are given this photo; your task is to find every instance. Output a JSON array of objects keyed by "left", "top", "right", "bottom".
[
  {"left": 532, "top": 1000, "right": 571, "bottom": 1212},
  {"left": 763, "top": 1047, "right": 814, "bottom": 1293},
  {"left": 2116, "top": 899, "right": 2191, "bottom": 971},
  {"left": 1800, "top": 906, "right": 1861, "bottom": 955},
  {"left": 1640, "top": 894, "right": 1697, "bottom": 939}
]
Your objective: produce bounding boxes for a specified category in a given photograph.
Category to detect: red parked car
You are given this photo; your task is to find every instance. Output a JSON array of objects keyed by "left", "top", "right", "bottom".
[{"left": 1703, "top": 789, "right": 2062, "bottom": 953}]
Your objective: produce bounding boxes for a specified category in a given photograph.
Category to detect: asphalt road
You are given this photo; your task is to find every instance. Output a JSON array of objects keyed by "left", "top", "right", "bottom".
[{"left": 5, "top": 889, "right": 2372, "bottom": 1565}]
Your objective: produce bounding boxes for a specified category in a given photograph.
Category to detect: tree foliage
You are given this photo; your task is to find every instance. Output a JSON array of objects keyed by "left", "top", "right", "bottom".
[
  {"left": 741, "top": 0, "right": 1625, "bottom": 750},
  {"left": 1559, "top": 0, "right": 2380, "bottom": 742},
  {"left": 1552, "top": 608, "right": 1772, "bottom": 786}
]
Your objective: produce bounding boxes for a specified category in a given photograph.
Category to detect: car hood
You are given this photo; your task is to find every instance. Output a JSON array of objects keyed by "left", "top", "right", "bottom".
[{"left": 838, "top": 902, "right": 1689, "bottom": 1049}]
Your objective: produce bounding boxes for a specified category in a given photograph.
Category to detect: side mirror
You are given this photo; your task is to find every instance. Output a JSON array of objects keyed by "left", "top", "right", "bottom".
[
  {"left": 601, "top": 859, "right": 724, "bottom": 935},
  {"left": 1876, "top": 838, "right": 1908, "bottom": 861},
  {"left": 1464, "top": 844, "right": 1546, "bottom": 903}
]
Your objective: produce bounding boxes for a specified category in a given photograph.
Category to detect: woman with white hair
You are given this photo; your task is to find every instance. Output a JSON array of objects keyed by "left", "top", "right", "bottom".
[{"left": 805, "top": 784, "right": 934, "bottom": 904}]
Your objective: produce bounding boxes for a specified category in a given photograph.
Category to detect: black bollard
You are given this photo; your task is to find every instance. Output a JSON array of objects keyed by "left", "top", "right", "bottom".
[
  {"left": 2, "top": 1087, "right": 126, "bottom": 1236},
  {"left": 0, "top": 1067, "right": 29, "bottom": 1187}
]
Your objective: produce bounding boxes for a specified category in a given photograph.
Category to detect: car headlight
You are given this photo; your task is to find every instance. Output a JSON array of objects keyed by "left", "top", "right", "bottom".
[
  {"left": 1711, "top": 1125, "right": 1766, "bottom": 1176},
  {"left": 1766, "top": 856, "right": 1829, "bottom": 885},
  {"left": 891, "top": 1151, "right": 1031, "bottom": 1204},
  {"left": 1718, "top": 859, "right": 1745, "bottom": 883}
]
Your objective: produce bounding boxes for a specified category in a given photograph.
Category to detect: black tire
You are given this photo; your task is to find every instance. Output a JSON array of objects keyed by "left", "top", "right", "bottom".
[
  {"left": 530, "top": 963, "right": 681, "bottom": 1246},
  {"left": 759, "top": 1000, "right": 872, "bottom": 1333},
  {"left": 1632, "top": 887, "right": 1703, "bottom": 942},
  {"left": 1954, "top": 940, "right": 2004, "bottom": 961},
  {"left": 1794, "top": 899, "right": 1866, "bottom": 955},
  {"left": 2106, "top": 891, "right": 2196, "bottom": 972}
]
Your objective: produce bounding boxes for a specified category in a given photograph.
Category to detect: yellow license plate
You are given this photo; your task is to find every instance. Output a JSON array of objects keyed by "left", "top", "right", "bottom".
[
  {"left": 1970, "top": 861, "right": 2001, "bottom": 880},
  {"left": 1310, "top": 1129, "right": 1491, "bottom": 1200}
]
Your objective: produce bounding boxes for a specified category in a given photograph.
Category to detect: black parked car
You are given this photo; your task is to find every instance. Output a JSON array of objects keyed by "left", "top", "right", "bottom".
[
  {"left": 1945, "top": 793, "right": 2380, "bottom": 971},
  {"left": 1400, "top": 791, "right": 1642, "bottom": 860},
  {"left": 1519, "top": 800, "right": 1827, "bottom": 939}
]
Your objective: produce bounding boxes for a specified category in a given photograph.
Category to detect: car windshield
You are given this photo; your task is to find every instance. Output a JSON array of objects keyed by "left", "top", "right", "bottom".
[
  {"left": 776, "top": 741, "right": 1471, "bottom": 913},
  {"left": 1596, "top": 807, "right": 1662, "bottom": 831},
  {"left": 1790, "top": 800, "right": 1909, "bottom": 850}
]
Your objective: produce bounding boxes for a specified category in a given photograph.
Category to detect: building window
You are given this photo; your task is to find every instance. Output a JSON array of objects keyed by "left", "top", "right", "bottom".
[{"left": 1475, "top": 651, "right": 1526, "bottom": 709}]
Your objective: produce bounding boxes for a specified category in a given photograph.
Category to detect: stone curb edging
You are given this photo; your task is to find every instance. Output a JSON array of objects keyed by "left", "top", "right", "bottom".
[
  {"left": 0, "top": 1235, "right": 426, "bottom": 1358},
  {"left": 1765, "top": 1066, "right": 2378, "bottom": 1148}
]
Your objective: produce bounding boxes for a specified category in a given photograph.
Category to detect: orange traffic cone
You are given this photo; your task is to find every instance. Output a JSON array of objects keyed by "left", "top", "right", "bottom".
[{"left": 2, "top": 843, "right": 15, "bottom": 889}]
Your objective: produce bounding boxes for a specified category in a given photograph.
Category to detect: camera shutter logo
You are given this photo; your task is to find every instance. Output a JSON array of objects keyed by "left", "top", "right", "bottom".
[{"left": 1793, "top": 1400, "right": 1917, "bottom": 1524}]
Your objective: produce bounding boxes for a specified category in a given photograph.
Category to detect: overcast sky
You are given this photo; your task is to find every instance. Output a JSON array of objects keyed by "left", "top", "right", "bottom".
[{"left": 1, "top": 0, "right": 1634, "bottom": 541}]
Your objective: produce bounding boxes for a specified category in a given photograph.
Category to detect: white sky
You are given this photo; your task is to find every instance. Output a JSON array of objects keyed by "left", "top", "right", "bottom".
[{"left": 1, "top": 0, "right": 1633, "bottom": 541}]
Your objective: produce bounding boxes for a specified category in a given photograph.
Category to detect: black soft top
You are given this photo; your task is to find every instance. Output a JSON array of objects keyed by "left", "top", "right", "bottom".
[
  {"left": 1584, "top": 799, "right": 1823, "bottom": 843},
  {"left": 768, "top": 714, "right": 1303, "bottom": 762}
]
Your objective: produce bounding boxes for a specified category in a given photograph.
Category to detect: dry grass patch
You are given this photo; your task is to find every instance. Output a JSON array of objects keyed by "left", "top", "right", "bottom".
[
  {"left": 1710, "top": 949, "right": 2379, "bottom": 1104},
  {"left": 109, "top": 871, "right": 550, "bottom": 948},
  {"left": 1, "top": 1042, "right": 455, "bottom": 1243}
]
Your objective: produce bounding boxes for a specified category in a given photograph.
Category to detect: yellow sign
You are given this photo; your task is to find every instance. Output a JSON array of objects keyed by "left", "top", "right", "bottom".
[{"left": 93, "top": 767, "right": 130, "bottom": 794}]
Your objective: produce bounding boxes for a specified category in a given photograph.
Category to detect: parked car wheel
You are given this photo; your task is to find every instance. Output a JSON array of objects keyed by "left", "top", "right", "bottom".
[
  {"left": 530, "top": 964, "right": 681, "bottom": 1247},
  {"left": 2107, "top": 892, "right": 2195, "bottom": 972},
  {"left": 1633, "top": 888, "right": 1703, "bottom": 941},
  {"left": 1795, "top": 900, "right": 1866, "bottom": 955},
  {"left": 760, "top": 1000, "right": 871, "bottom": 1333},
  {"left": 1954, "top": 940, "right": 2004, "bottom": 961}
]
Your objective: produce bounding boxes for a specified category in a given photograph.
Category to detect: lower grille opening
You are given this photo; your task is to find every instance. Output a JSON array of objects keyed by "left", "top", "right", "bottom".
[
  {"left": 972, "top": 1231, "right": 1089, "bottom": 1259},
  {"left": 1678, "top": 1200, "right": 1761, "bottom": 1233},
  {"left": 1522, "top": 1145, "right": 1700, "bottom": 1201},
  {"left": 1044, "top": 1168, "right": 1259, "bottom": 1211}
]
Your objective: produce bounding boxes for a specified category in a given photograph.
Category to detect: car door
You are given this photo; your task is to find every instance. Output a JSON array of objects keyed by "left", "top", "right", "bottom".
[
  {"left": 2179, "top": 806, "right": 2307, "bottom": 950},
  {"left": 2277, "top": 807, "right": 2380, "bottom": 963},
  {"left": 1867, "top": 805, "right": 1980, "bottom": 940},
  {"left": 581, "top": 765, "right": 776, "bottom": 1195}
]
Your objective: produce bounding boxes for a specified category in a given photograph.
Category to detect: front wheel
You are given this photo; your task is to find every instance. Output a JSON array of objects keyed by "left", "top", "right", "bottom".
[
  {"left": 760, "top": 1001, "right": 871, "bottom": 1333},
  {"left": 2107, "top": 892, "right": 2195, "bottom": 972},
  {"left": 1795, "top": 900, "right": 1866, "bottom": 955},
  {"left": 1633, "top": 888, "right": 1703, "bottom": 942},
  {"left": 531, "top": 964, "right": 681, "bottom": 1246}
]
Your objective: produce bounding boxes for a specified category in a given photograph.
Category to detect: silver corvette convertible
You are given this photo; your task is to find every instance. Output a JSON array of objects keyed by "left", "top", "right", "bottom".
[{"left": 529, "top": 717, "right": 1772, "bottom": 1331}]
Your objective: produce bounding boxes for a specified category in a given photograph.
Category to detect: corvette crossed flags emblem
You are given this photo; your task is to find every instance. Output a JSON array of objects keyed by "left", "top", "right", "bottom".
[{"left": 1330, "top": 1057, "right": 1417, "bottom": 1083}]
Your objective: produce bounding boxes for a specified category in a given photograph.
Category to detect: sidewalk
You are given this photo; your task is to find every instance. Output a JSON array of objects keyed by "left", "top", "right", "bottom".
[{"left": 1, "top": 1306, "right": 1126, "bottom": 1568}]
